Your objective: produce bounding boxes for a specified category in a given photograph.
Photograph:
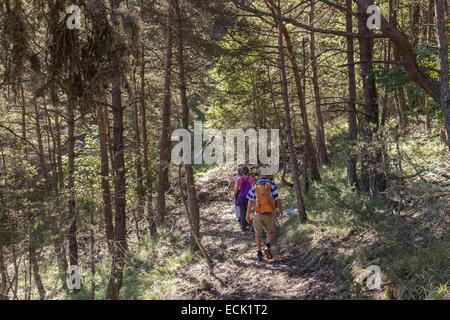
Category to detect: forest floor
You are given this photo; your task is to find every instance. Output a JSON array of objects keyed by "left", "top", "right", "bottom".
[
  {"left": 164, "top": 166, "right": 346, "bottom": 299},
  {"left": 55, "top": 122, "right": 449, "bottom": 300},
  {"left": 145, "top": 123, "right": 450, "bottom": 300}
]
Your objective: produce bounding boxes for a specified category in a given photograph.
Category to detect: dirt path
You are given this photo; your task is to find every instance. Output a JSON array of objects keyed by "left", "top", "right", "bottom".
[{"left": 172, "top": 196, "right": 343, "bottom": 299}]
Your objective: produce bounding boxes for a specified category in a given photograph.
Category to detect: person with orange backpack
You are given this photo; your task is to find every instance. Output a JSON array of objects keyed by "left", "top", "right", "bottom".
[{"left": 245, "top": 175, "right": 283, "bottom": 261}]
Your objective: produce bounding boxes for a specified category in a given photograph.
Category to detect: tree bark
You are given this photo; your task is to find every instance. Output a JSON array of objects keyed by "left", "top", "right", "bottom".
[
  {"left": 96, "top": 102, "right": 114, "bottom": 248},
  {"left": 52, "top": 101, "right": 69, "bottom": 281},
  {"left": 434, "top": 0, "right": 450, "bottom": 151},
  {"left": 126, "top": 78, "right": 143, "bottom": 242},
  {"left": 390, "top": 9, "right": 407, "bottom": 128},
  {"left": 131, "top": 73, "right": 144, "bottom": 241},
  {"left": 140, "top": 0, "right": 157, "bottom": 240},
  {"left": 20, "top": 88, "right": 46, "bottom": 299},
  {"left": 357, "top": 6, "right": 386, "bottom": 195},
  {"left": 106, "top": 0, "right": 128, "bottom": 300},
  {"left": 265, "top": 0, "right": 321, "bottom": 182},
  {"left": 67, "top": 98, "right": 79, "bottom": 268},
  {"left": 28, "top": 243, "right": 46, "bottom": 299},
  {"left": 0, "top": 242, "right": 7, "bottom": 300},
  {"left": 277, "top": 23, "right": 307, "bottom": 223},
  {"left": 174, "top": 0, "right": 201, "bottom": 250},
  {"left": 353, "top": 0, "right": 440, "bottom": 102},
  {"left": 346, "top": 0, "right": 358, "bottom": 188},
  {"left": 425, "top": 0, "right": 436, "bottom": 132},
  {"left": 156, "top": 0, "right": 174, "bottom": 224},
  {"left": 309, "top": 0, "right": 330, "bottom": 165}
]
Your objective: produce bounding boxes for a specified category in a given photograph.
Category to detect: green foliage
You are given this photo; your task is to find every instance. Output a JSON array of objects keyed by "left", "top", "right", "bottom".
[
  {"left": 375, "top": 66, "right": 410, "bottom": 92},
  {"left": 278, "top": 118, "right": 450, "bottom": 299}
]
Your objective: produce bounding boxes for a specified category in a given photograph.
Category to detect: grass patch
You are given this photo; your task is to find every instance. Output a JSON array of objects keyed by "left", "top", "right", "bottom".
[{"left": 277, "top": 119, "right": 449, "bottom": 299}]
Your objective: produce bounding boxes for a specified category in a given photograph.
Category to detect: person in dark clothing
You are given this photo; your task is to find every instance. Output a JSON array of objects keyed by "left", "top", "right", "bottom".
[
  {"left": 233, "top": 166, "right": 254, "bottom": 235},
  {"left": 232, "top": 166, "right": 244, "bottom": 223}
]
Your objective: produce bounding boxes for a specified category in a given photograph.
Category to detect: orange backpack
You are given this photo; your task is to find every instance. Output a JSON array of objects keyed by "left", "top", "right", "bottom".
[{"left": 255, "top": 183, "right": 275, "bottom": 213}]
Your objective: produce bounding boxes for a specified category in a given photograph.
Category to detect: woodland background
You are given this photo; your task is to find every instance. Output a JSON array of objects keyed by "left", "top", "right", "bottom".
[{"left": 0, "top": 0, "right": 449, "bottom": 300}]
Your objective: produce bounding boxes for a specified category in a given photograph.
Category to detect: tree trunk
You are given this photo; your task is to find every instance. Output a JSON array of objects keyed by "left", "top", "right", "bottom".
[
  {"left": 434, "top": 0, "right": 450, "bottom": 151},
  {"left": 309, "top": 0, "right": 330, "bottom": 165},
  {"left": 67, "top": 98, "right": 79, "bottom": 268},
  {"left": 140, "top": 0, "right": 157, "bottom": 240},
  {"left": 96, "top": 102, "right": 114, "bottom": 248},
  {"left": 156, "top": 0, "right": 174, "bottom": 224},
  {"left": 20, "top": 88, "right": 46, "bottom": 299},
  {"left": 89, "top": 208, "right": 96, "bottom": 300},
  {"left": 132, "top": 97, "right": 143, "bottom": 241},
  {"left": 106, "top": 0, "right": 128, "bottom": 300},
  {"left": 277, "top": 23, "right": 307, "bottom": 223},
  {"left": 265, "top": 0, "right": 321, "bottom": 182},
  {"left": 425, "top": 0, "right": 435, "bottom": 132},
  {"left": 0, "top": 152, "right": 6, "bottom": 300},
  {"left": 35, "top": 97, "right": 70, "bottom": 288},
  {"left": 0, "top": 243, "right": 7, "bottom": 300},
  {"left": 52, "top": 102, "right": 69, "bottom": 282},
  {"left": 174, "top": 0, "right": 201, "bottom": 250},
  {"left": 353, "top": 0, "right": 440, "bottom": 103},
  {"left": 28, "top": 243, "right": 46, "bottom": 299},
  {"left": 427, "top": 0, "right": 435, "bottom": 44},
  {"left": 357, "top": 6, "right": 386, "bottom": 195},
  {"left": 346, "top": 0, "right": 358, "bottom": 188},
  {"left": 391, "top": 9, "right": 407, "bottom": 128}
]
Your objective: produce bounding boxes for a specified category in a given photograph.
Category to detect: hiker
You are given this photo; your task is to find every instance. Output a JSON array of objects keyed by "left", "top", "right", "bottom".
[
  {"left": 232, "top": 166, "right": 244, "bottom": 223},
  {"left": 233, "top": 166, "right": 254, "bottom": 235},
  {"left": 246, "top": 174, "right": 283, "bottom": 261}
]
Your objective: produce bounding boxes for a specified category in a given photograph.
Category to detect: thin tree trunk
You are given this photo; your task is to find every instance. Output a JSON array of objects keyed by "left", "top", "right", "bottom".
[
  {"left": 309, "top": 0, "right": 330, "bottom": 165},
  {"left": 0, "top": 242, "right": 7, "bottom": 300},
  {"left": 277, "top": 23, "right": 307, "bottom": 223},
  {"left": 140, "top": 0, "right": 157, "bottom": 240},
  {"left": 96, "top": 102, "right": 114, "bottom": 248},
  {"left": 265, "top": 0, "right": 320, "bottom": 182},
  {"left": 380, "top": 39, "right": 389, "bottom": 127},
  {"left": 106, "top": 0, "right": 128, "bottom": 300},
  {"left": 132, "top": 93, "right": 143, "bottom": 242},
  {"left": 67, "top": 98, "right": 79, "bottom": 268},
  {"left": 425, "top": 0, "right": 435, "bottom": 132},
  {"left": 156, "top": 0, "right": 174, "bottom": 224},
  {"left": 28, "top": 243, "right": 46, "bottom": 299},
  {"left": 346, "top": 0, "right": 358, "bottom": 188},
  {"left": 52, "top": 101, "right": 69, "bottom": 281},
  {"left": 353, "top": 0, "right": 440, "bottom": 103},
  {"left": 20, "top": 88, "right": 46, "bottom": 299},
  {"left": 0, "top": 150, "right": 6, "bottom": 300},
  {"left": 8, "top": 212, "right": 18, "bottom": 300},
  {"left": 427, "top": 0, "right": 436, "bottom": 44},
  {"left": 434, "top": 0, "right": 450, "bottom": 151},
  {"left": 391, "top": 9, "right": 407, "bottom": 128},
  {"left": 357, "top": 6, "right": 386, "bottom": 195},
  {"left": 174, "top": 0, "right": 201, "bottom": 250},
  {"left": 89, "top": 207, "right": 95, "bottom": 300}
]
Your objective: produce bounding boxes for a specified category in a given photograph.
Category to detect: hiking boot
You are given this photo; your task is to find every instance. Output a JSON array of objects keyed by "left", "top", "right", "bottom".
[
  {"left": 257, "top": 251, "right": 263, "bottom": 261},
  {"left": 264, "top": 244, "right": 273, "bottom": 261}
]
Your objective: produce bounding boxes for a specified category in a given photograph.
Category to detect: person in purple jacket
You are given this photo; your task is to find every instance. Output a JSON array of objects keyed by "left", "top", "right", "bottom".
[{"left": 233, "top": 166, "right": 254, "bottom": 235}]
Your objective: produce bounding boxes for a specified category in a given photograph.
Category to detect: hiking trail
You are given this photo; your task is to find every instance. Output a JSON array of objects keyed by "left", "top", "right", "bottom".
[{"left": 168, "top": 166, "right": 344, "bottom": 299}]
